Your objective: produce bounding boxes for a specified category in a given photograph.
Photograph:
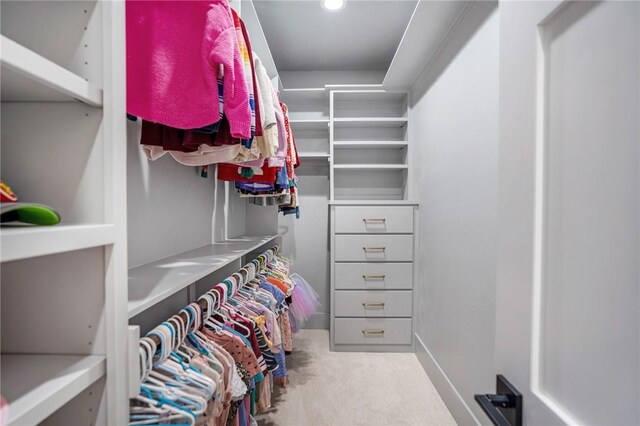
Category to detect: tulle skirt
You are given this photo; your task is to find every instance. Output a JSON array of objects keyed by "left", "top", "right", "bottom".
[{"left": 288, "top": 273, "right": 321, "bottom": 332}]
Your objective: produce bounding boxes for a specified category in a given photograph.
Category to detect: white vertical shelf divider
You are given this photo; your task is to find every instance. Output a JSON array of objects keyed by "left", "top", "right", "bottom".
[
  {"left": 329, "top": 90, "right": 335, "bottom": 199},
  {"left": 101, "top": 1, "right": 129, "bottom": 424},
  {"left": 0, "top": 1, "right": 129, "bottom": 424}
]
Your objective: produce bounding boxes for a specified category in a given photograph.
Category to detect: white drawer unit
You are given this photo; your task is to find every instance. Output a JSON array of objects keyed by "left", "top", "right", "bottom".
[
  {"left": 330, "top": 202, "right": 417, "bottom": 352},
  {"left": 334, "top": 234, "right": 413, "bottom": 262},
  {"left": 334, "top": 290, "right": 412, "bottom": 317},
  {"left": 334, "top": 318, "right": 412, "bottom": 345},
  {"left": 334, "top": 262, "right": 413, "bottom": 290},
  {"left": 335, "top": 206, "right": 414, "bottom": 234}
]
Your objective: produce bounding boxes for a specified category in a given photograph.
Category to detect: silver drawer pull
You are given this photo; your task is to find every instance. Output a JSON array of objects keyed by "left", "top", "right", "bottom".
[
  {"left": 362, "top": 274, "right": 386, "bottom": 280},
  {"left": 363, "top": 218, "right": 386, "bottom": 223},
  {"left": 362, "top": 302, "right": 385, "bottom": 309},
  {"left": 363, "top": 246, "right": 386, "bottom": 252},
  {"left": 362, "top": 329, "right": 385, "bottom": 336}
]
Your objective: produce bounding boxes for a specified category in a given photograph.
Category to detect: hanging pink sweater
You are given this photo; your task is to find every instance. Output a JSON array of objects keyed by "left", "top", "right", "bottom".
[{"left": 126, "top": 0, "right": 251, "bottom": 137}]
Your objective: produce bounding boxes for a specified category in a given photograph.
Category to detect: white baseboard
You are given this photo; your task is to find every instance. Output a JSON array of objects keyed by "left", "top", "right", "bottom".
[{"left": 414, "top": 333, "right": 482, "bottom": 426}]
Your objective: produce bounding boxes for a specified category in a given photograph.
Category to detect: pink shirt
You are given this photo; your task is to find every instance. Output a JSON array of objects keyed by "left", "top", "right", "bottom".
[{"left": 126, "top": 0, "right": 251, "bottom": 136}]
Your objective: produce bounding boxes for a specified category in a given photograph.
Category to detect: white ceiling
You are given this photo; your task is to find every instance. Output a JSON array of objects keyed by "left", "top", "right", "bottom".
[{"left": 253, "top": 0, "right": 418, "bottom": 72}]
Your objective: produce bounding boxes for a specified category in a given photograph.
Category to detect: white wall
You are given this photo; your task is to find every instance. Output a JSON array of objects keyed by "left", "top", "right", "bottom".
[
  {"left": 410, "top": 8, "right": 499, "bottom": 424},
  {"left": 126, "top": 120, "right": 219, "bottom": 268}
]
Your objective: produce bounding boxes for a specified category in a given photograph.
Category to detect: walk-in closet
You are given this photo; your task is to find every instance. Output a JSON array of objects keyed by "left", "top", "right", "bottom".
[{"left": 1, "top": 1, "right": 639, "bottom": 425}]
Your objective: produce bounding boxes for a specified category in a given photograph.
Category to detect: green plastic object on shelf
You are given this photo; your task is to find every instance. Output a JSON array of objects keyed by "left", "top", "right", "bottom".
[{"left": 0, "top": 181, "right": 61, "bottom": 226}]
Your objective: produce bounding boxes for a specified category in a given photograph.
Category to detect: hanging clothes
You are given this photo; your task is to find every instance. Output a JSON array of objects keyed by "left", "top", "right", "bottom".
[
  {"left": 130, "top": 247, "right": 320, "bottom": 426},
  {"left": 126, "top": 0, "right": 251, "bottom": 134},
  {"left": 126, "top": 0, "right": 302, "bottom": 218}
]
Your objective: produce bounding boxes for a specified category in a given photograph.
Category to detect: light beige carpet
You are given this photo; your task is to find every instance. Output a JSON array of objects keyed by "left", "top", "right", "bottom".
[{"left": 256, "top": 330, "right": 456, "bottom": 426}]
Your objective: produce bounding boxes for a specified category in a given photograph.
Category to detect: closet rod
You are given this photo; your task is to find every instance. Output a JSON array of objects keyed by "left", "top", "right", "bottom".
[{"left": 143, "top": 244, "right": 280, "bottom": 349}]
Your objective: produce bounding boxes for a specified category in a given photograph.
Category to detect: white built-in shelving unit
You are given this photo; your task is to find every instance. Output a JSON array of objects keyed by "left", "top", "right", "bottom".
[
  {"left": 0, "top": 1, "right": 128, "bottom": 424},
  {"left": 327, "top": 89, "right": 418, "bottom": 353},
  {"left": 330, "top": 90, "right": 410, "bottom": 201},
  {"left": 279, "top": 84, "right": 417, "bottom": 346}
]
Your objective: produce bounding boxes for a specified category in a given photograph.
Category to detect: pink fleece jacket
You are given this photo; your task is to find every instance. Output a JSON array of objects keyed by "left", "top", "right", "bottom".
[{"left": 126, "top": 0, "right": 251, "bottom": 137}]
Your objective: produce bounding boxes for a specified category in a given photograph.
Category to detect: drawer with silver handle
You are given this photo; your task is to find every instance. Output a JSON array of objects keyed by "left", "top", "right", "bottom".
[
  {"left": 334, "top": 234, "right": 413, "bottom": 262},
  {"left": 334, "top": 318, "right": 412, "bottom": 345},
  {"left": 335, "top": 290, "right": 412, "bottom": 317},
  {"left": 334, "top": 263, "right": 413, "bottom": 290},
  {"left": 335, "top": 206, "right": 414, "bottom": 234}
]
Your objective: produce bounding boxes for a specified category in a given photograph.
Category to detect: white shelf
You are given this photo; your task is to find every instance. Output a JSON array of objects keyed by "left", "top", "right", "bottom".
[
  {"left": 333, "top": 141, "right": 408, "bottom": 149},
  {"left": 325, "top": 84, "right": 384, "bottom": 90},
  {"left": 0, "top": 224, "right": 115, "bottom": 263},
  {"left": 128, "top": 234, "right": 278, "bottom": 318},
  {"left": 282, "top": 87, "right": 328, "bottom": 102},
  {"left": 1, "top": 354, "right": 106, "bottom": 426},
  {"left": 334, "top": 164, "right": 409, "bottom": 170},
  {"left": 299, "top": 153, "right": 330, "bottom": 159},
  {"left": 289, "top": 119, "right": 330, "bottom": 130},
  {"left": 333, "top": 91, "right": 407, "bottom": 102},
  {"left": 0, "top": 35, "right": 103, "bottom": 106},
  {"left": 329, "top": 200, "right": 419, "bottom": 206},
  {"left": 333, "top": 118, "right": 408, "bottom": 128}
]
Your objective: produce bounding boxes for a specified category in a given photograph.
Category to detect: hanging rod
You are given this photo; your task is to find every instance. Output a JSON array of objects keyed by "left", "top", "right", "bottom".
[{"left": 143, "top": 244, "right": 280, "bottom": 349}]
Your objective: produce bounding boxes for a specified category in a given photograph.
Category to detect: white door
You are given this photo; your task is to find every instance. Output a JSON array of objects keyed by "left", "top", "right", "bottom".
[{"left": 495, "top": 1, "right": 639, "bottom": 425}]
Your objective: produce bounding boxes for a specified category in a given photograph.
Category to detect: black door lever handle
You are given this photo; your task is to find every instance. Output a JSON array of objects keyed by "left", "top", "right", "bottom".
[{"left": 474, "top": 375, "right": 522, "bottom": 426}]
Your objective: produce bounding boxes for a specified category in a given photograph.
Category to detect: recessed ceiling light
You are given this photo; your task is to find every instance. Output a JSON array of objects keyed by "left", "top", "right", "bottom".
[{"left": 322, "top": 0, "right": 345, "bottom": 11}]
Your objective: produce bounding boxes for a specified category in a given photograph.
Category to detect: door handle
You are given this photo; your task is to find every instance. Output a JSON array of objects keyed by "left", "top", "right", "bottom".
[
  {"left": 362, "top": 302, "right": 385, "bottom": 309},
  {"left": 363, "top": 218, "right": 386, "bottom": 223},
  {"left": 474, "top": 375, "right": 522, "bottom": 426},
  {"left": 362, "top": 329, "right": 384, "bottom": 336}
]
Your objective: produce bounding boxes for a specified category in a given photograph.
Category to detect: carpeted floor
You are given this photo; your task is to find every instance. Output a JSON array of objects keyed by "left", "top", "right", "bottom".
[{"left": 255, "top": 330, "right": 456, "bottom": 426}]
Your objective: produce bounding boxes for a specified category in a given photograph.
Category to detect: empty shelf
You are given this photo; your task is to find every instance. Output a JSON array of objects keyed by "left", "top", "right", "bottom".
[
  {"left": 334, "top": 164, "right": 408, "bottom": 170},
  {"left": 282, "top": 87, "right": 328, "bottom": 102},
  {"left": 289, "top": 119, "right": 330, "bottom": 130},
  {"left": 298, "top": 153, "right": 330, "bottom": 159},
  {"left": 128, "top": 235, "right": 278, "bottom": 317},
  {"left": 329, "top": 200, "right": 419, "bottom": 206},
  {"left": 0, "top": 224, "right": 115, "bottom": 263},
  {"left": 333, "top": 118, "right": 408, "bottom": 128},
  {"left": 333, "top": 91, "right": 407, "bottom": 103},
  {"left": 1, "top": 355, "right": 106, "bottom": 426},
  {"left": 325, "top": 84, "right": 384, "bottom": 90},
  {"left": 0, "top": 35, "right": 103, "bottom": 106},
  {"left": 333, "top": 141, "right": 408, "bottom": 149}
]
